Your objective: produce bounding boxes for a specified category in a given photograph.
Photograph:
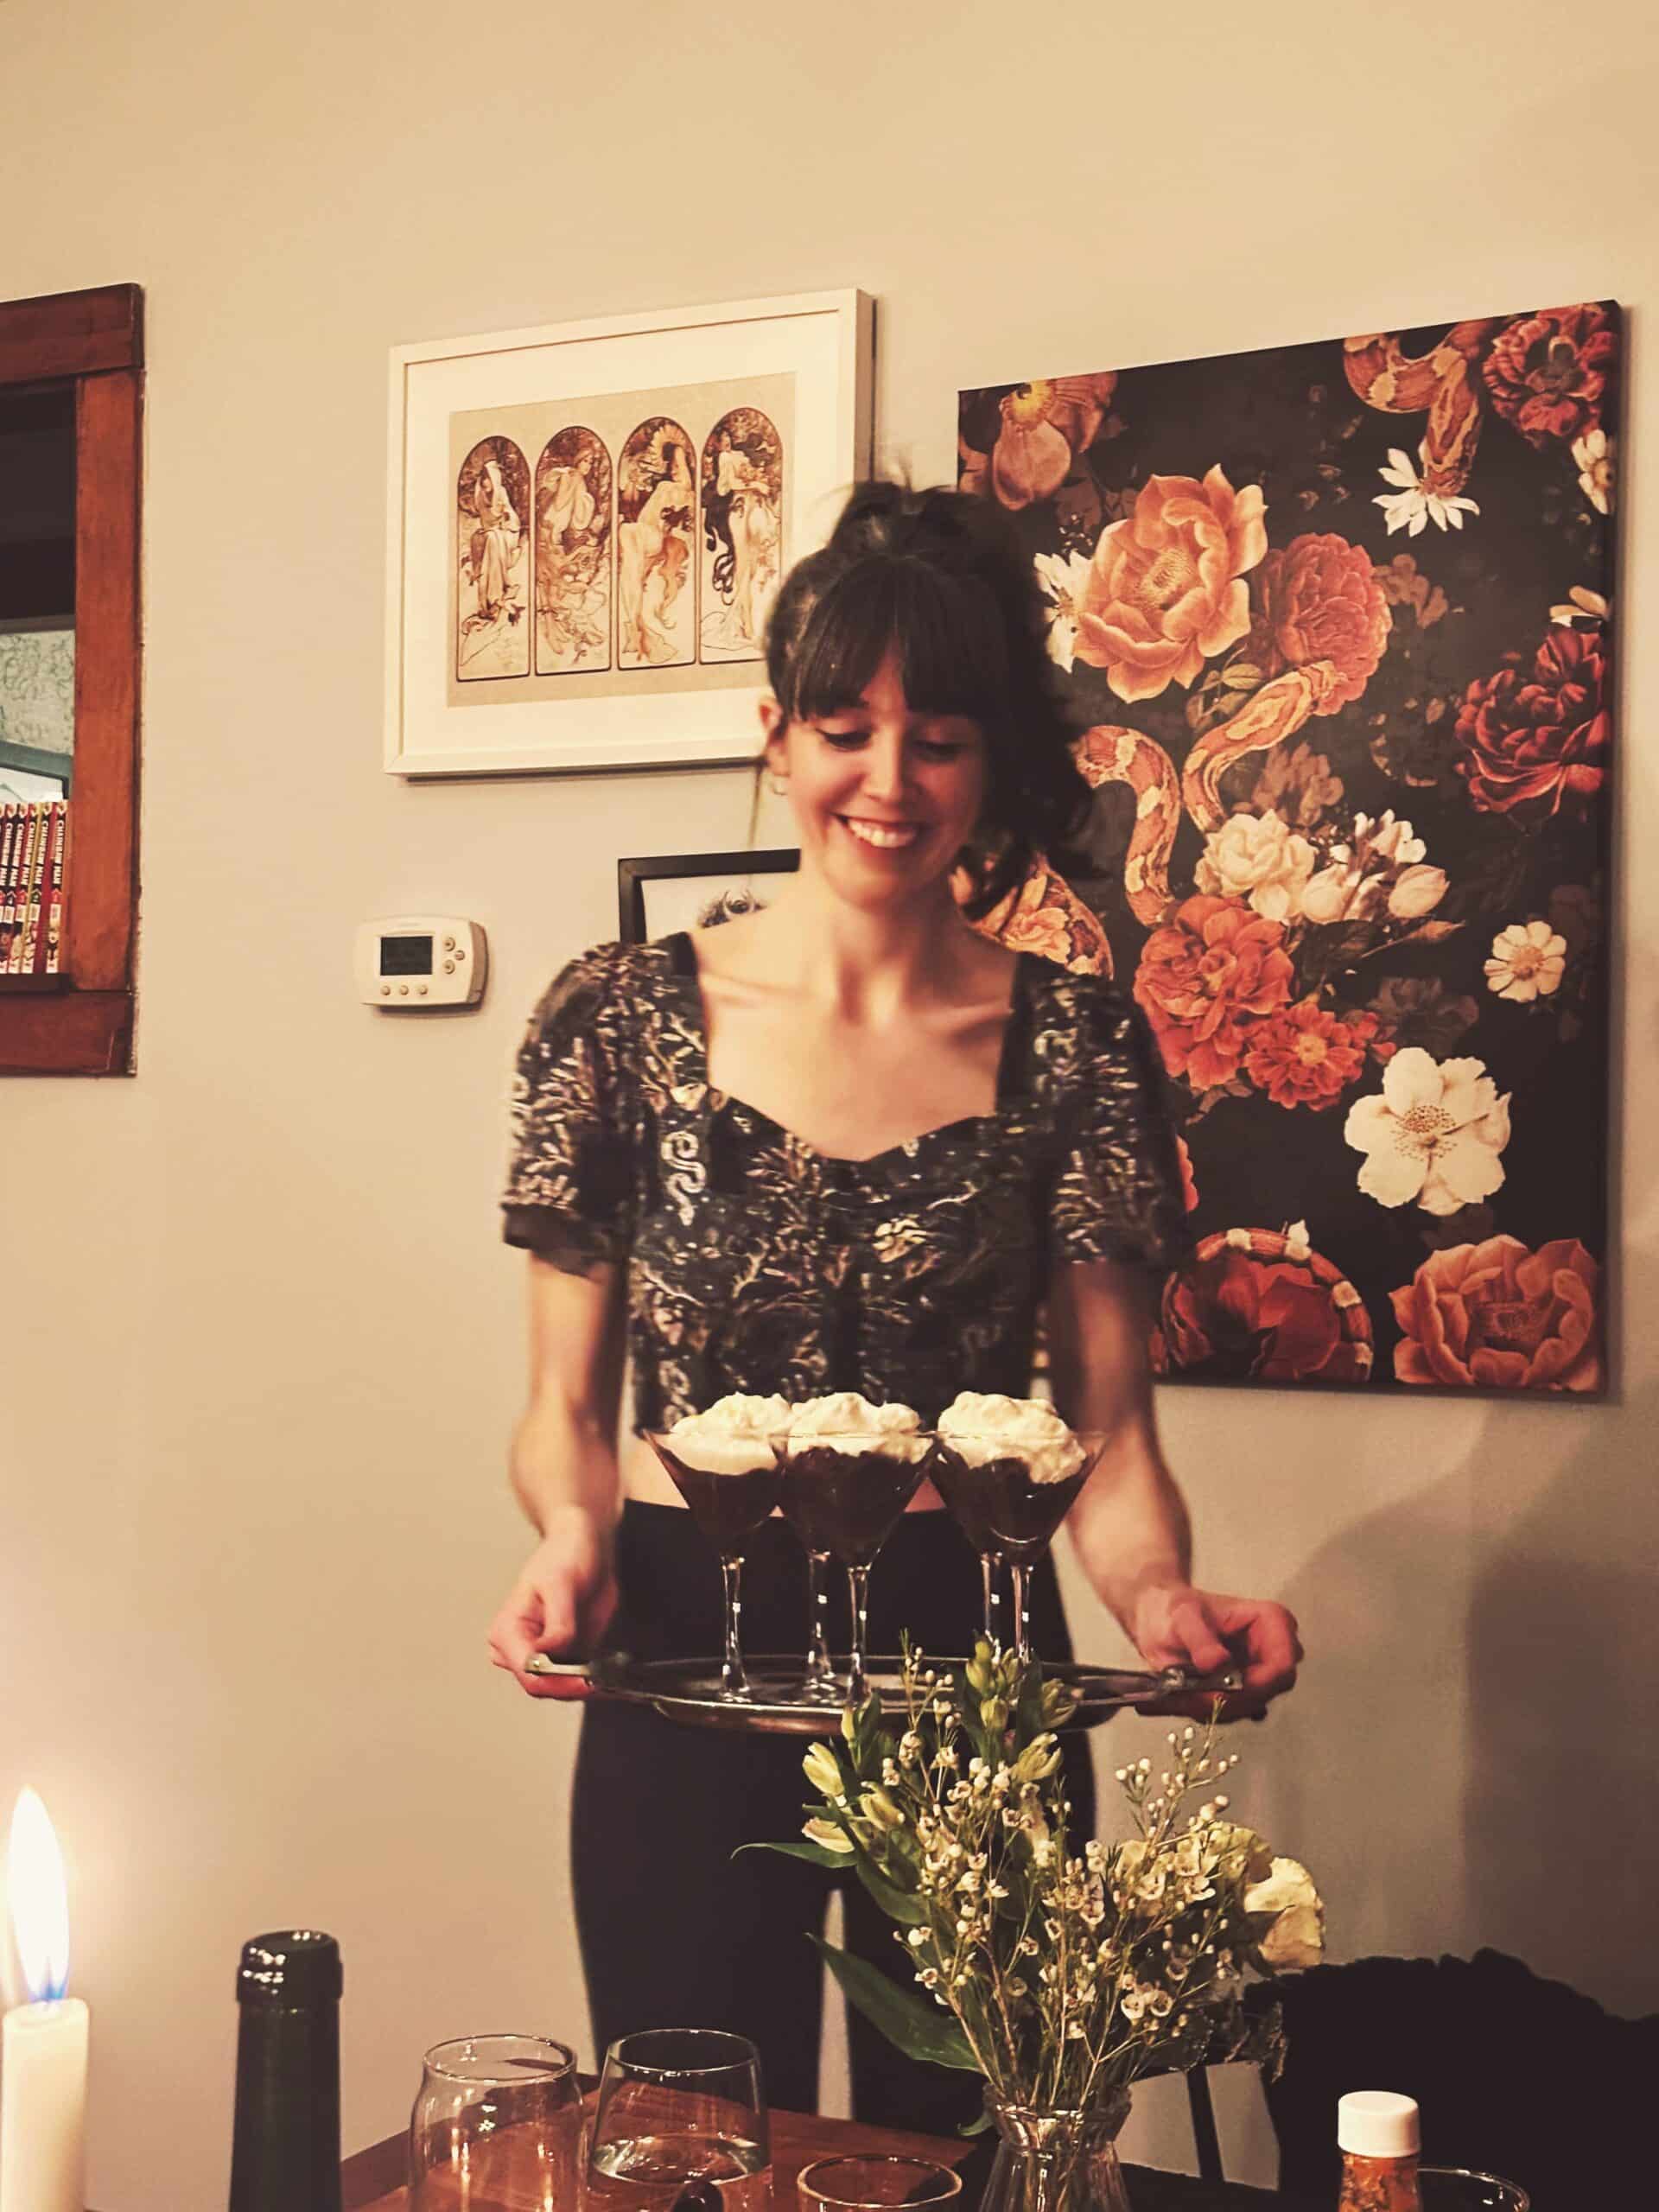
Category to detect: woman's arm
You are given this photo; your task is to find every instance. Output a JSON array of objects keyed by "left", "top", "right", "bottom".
[
  {"left": 487, "top": 1255, "right": 627, "bottom": 1700},
  {"left": 1046, "top": 1257, "right": 1302, "bottom": 1715}
]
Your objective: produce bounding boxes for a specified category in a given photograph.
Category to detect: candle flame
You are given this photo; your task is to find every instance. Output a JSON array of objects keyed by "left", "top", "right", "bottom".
[{"left": 7, "top": 1788, "right": 70, "bottom": 2002}]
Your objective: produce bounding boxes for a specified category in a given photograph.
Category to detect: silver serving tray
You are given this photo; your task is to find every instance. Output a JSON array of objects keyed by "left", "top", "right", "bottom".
[{"left": 524, "top": 1651, "right": 1244, "bottom": 1735}]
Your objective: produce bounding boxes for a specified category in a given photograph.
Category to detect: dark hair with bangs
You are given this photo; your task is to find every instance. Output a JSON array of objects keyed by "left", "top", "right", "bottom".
[{"left": 764, "top": 480, "right": 1091, "bottom": 918}]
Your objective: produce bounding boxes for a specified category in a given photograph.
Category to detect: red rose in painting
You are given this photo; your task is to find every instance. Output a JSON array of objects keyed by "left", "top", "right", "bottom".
[
  {"left": 1132, "top": 895, "right": 1294, "bottom": 1089},
  {"left": 962, "top": 374, "right": 1119, "bottom": 509},
  {"left": 1155, "top": 1243, "right": 1370, "bottom": 1384},
  {"left": 1073, "top": 467, "right": 1268, "bottom": 703},
  {"left": 1246, "top": 533, "right": 1392, "bottom": 713},
  {"left": 1454, "top": 628, "right": 1609, "bottom": 817},
  {"left": 1481, "top": 304, "right": 1617, "bottom": 446},
  {"left": 1391, "top": 1236, "right": 1601, "bottom": 1392},
  {"left": 1243, "top": 1000, "right": 1377, "bottom": 1111}
]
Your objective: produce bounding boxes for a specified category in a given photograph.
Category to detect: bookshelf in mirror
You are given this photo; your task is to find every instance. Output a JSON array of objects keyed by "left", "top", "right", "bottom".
[{"left": 0, "top": 283, "right": 142, "bottom": 1074}]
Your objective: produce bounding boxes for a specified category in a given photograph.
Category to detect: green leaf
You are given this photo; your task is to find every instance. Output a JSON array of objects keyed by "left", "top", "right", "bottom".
[
  {"left": 810, "top": 1936, "right": 981, "bottom": 2072},
  {"left": 852, "top": 1851, "right": 930, "bottom": 1926},
  {"left": 736, "top": 1839, "right": 849, "bottom": 1872},
  {"left": 957, "top": 2107, "right": 994, "bottom": 2137},
  {"left": 1221, "top": 663, "right": 1263, "bottom": 689}
]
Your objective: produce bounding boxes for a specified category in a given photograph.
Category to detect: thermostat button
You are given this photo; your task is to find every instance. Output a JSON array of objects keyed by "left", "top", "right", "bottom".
[
  {"left": 398, "top": 985, "right": 410, "bottom": 996},
  {"left": 443, "top": 935, "right": 456, "bottom": 950},
  {"left": 443, "top": 958, "right": 455, "bottom": 973},
  {"left": 380, "top": 985, "right": 391, "bottom": 998}
]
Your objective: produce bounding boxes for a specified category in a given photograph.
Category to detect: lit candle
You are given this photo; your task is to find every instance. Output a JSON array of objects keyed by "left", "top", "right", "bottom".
[{"left": 2, "top": 1789, "right": 88, "bottom": 2212}]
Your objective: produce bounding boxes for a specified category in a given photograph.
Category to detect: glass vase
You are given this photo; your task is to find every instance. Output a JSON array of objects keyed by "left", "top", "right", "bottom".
[{"left": 981, "top": 2092, "right": 1135, "bottom": 2212}]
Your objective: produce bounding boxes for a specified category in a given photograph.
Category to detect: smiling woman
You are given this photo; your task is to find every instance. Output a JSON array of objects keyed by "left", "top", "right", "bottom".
[{"left": 490, "top": 480, "right": 1304, "bottom": 2139}]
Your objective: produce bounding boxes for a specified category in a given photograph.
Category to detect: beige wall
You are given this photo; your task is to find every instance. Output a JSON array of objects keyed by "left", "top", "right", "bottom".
[{"left": 2, "top": 2, "right": 1655, "bottom": 2202}]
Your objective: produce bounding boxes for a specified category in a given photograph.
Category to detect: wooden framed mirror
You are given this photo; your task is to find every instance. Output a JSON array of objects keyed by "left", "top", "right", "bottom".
[{"left": 0, "top": 283, "right": 142, "bottom": 1075}]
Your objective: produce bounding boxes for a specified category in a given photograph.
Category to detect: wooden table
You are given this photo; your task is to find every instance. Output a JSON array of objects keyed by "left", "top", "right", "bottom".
[{"left": 341, "top": 2103, "right": 1308, "bottom": 2212}]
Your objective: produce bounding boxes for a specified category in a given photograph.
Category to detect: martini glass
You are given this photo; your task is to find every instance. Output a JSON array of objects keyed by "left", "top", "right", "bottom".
[
  {"left": 772, "top": 1433, "right": 931, "bottom": 1707},
  {"left": 649, "top": 1433, "right": 782, "bottom": 1700},
  {"left": 801, "top": 1548, "right": 841, "bottom": 1704},
  {"left": 930, "top": 1429, "right": 1104, "bottom": 1664}
]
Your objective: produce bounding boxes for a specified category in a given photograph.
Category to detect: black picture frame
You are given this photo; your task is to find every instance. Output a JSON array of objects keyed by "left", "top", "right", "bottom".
[{"left": 617, "top": 849, "right": 800, "bottom": 944}]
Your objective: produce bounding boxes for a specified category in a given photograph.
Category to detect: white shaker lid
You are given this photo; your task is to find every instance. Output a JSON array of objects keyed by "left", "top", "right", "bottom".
[{"left": 1338, "top": 2091, "right": 1421, "bottom": 2158}]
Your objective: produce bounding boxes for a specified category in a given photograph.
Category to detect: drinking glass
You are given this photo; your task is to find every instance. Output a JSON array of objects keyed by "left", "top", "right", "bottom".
[
  {"left": 409, "top": 2033, "right": 581, "bottom": 2212},
  {"left": 799, "top": 2157, "right": 963, "bottom": 2212},
  {"left": 773, "top": 1433, "right": 931, "bottom": 1706},
  {"left": 587, "top": 2028, "right": 769, "bottom": 2212},
  {"left": 650, "top": 1434, "right": 782, "bottom": 1700},
  {"left": 1418, "top": 2171, "right": 1530, "bottom": 2211},
  {"left": 930, "top": 1431, "right": 1105, "bottom": 1663}
]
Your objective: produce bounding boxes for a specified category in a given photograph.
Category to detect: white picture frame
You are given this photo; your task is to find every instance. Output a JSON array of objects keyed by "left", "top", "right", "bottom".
[{"left": 385, "top": 289, "right": 874, "bottom": 778}]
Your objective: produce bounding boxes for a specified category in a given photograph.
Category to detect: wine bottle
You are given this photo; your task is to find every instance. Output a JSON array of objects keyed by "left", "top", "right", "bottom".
[{"left": 227, "top": 1929, "right": 343, "bottom": 2212}]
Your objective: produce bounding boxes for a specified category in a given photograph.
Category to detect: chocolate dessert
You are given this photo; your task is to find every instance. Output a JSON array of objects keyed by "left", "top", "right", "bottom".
[
  {"left": 775, "top": 1444, "right": 928, "bottom": 1567},
  {"left": 929, "top": 1447, "right": 1090, "bottom": 1562},
  {"left": 651, "top": 1443, "right": 780, "bottom": 1555}
]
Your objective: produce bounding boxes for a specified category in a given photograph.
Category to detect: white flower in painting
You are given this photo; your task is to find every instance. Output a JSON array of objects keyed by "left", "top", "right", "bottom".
[
  {"left": 1344, "top": 1047, "right": 1510, "bottom": 1216},
  {"left": 1034, "top": 550, "right": 1093, "bottom": 672},
  {"left": 1374, "top": 445, "right": 1480, "bottom": 537},
  {"left": 1194, "top": 809, "right": 1317, "bottom": 922},
  {"left": 1485, "top": 920, "right": 1567, "bottom": 1002},
  {"left": 1300, "top": 863, "right": 1384, "bottom": 926},
  {"left": 1571, "top": 426, "right": 1614, "bottom": 515},
  {"left": 1549, "top": 584, "right": 1609, "bottom": 629},
  {"left": 1387, "top": 864, "right": 1448, "bottom": 920}
]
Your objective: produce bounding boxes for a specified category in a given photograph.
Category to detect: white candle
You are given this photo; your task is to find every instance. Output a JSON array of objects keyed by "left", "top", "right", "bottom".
[
  {"left": 2, "top": 1789, "right": 88, "bottom": 2212},
  {"left": 0, "top": 1999, "right": 88, "bottom": 2212}
]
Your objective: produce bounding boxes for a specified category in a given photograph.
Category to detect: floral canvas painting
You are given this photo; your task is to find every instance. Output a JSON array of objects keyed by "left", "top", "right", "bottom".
[{"left": 959, "top": 304, "right": 1618, "bottom": 1395}]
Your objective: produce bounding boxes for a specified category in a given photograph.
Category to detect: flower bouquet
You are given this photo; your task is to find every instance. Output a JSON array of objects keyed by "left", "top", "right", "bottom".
[{"left": 760, "top": 1645, "right": 1323, "bottom": 2212}]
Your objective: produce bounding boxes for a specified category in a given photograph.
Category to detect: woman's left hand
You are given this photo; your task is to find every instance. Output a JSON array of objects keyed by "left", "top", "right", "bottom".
[{"left": 1128, "top": 1582, "right": 1303, "bottom": 1719}]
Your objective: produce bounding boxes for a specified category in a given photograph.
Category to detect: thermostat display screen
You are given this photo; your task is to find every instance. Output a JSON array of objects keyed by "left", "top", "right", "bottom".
[{"left": 381, "top": 934, "right": 433, "bottom": 976}]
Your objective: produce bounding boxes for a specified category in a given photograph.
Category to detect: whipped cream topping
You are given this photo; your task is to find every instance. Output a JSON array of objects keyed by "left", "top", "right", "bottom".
[
  {"left": 785, "top": 1391, "right": 928, "bottom": 1461},
  {"left": 665, "top": 1392, "right": 792, "bottom": 1476},
  {"left": 938, "top": 1392, "right": 1086, "bottom": 1484}
]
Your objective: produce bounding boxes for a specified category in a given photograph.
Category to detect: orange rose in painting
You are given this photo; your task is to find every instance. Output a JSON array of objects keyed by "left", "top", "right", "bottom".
[
  {"left": 1390, "top": 1236, "right": 1602, "bottom": 1392},
  {"left": 1074, "top": 467, "right": 1268, "bottom": 703},
  {"left": 1247, "top": 532, "right": 1392, "bottom": 712},
  {"left": 1132, "top": 894, "right": 1294, "bottom": 1089}
]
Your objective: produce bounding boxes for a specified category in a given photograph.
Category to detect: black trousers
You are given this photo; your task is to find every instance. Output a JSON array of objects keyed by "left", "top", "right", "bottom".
[{"left": 571, "top": 1503, "right": 1096, "bottom": 2130}]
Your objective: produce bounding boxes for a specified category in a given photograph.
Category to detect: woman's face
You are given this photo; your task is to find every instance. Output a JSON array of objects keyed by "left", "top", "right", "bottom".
[{"left": 762, "top": 645, "right": 988, "bottom": 909}]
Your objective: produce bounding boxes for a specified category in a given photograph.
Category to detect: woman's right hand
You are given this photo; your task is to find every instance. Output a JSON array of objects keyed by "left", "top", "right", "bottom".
[{"left": 487, "top": 1505, "right": 618, "bottom": 1700}]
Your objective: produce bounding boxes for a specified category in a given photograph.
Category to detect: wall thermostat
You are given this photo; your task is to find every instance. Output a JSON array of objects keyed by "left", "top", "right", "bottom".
[{"left": 356, "top": 916, "right": 487, "bottom": 1007}]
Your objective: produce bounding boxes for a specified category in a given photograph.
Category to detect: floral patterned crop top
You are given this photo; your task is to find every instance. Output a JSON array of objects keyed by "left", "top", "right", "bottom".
[{"left": 501, "top": 933, "right": 1190, "bottom": 1432}]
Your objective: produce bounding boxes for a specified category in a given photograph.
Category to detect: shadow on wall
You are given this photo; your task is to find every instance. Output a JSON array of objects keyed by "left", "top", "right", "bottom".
[
  {"left": 1464, "top": 1355, "right": 1659, "bottom": 2016},
  {"left": 1246, "top": 1430, "right": 1483, "bottom": 1970}
]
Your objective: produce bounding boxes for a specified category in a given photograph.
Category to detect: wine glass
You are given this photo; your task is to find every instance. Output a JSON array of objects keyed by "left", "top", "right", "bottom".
[
  {"left": 650, "top": 1434, "right": 782, "bottom": 1700},
  {"left": 1418, "top": 2173, "right": 1530, "bottom": 2211},
  {"left": 930, "top": 1430, "right": 1105, "bottom": 1664},
  {"left": 772, "top": 1433, "right": 931, "bottom": 1706},
  {"left": 799, "top": 2156, "right": 963, "bottom": 2212},
  {"left": 409, "top": 2033, "right": 581, "bottom": 2212},
  {"left": 588, "top": 2028, "right": 769, "bottom": 2212}
]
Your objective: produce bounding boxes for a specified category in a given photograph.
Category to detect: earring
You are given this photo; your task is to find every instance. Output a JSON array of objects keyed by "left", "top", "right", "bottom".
[{"left": 767, "top": 772, "right": 789, "bottom": 797}]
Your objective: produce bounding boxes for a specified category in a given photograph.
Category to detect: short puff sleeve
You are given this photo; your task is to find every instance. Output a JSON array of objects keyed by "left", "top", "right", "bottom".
[
  {"left": 1046, "top": 976, "right": 1193, "bottom": 1275},
  {"left": 501, "top": 944, "right": 638, "bottom": 1275}
]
